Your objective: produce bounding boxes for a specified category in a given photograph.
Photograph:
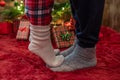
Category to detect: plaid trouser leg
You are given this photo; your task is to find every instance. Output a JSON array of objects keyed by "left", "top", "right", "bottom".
[{"left": 25, "top": 0, "right": 54, "bottom": 25}]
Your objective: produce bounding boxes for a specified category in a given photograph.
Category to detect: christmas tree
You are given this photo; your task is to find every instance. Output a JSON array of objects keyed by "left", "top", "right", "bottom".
[
  {"left": 51, "top": 0, "right": 75, "bottom": 48},
  {"left": 0, "top": 0, "right": 24, "bottom": 22},
  {"left": 52, "top": 1, "right": 71, "bottom": 25}
]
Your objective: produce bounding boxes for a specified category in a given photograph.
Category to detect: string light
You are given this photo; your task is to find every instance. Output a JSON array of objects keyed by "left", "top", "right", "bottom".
[{"left": 62, "top": 7, "right": 65, "bottom": 10}]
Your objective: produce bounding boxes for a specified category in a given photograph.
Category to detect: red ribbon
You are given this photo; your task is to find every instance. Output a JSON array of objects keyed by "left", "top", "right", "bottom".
[{"left": 19, "top": 27, "right": 27, "bottom": 32}]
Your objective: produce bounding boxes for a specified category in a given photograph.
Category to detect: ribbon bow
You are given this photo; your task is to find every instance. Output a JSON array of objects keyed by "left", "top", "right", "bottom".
[{"left": 19, "top": 27, "right": 27, "bottom": 32}]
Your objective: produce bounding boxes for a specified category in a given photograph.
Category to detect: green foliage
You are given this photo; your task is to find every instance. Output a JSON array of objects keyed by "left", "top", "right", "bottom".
[
  {"left": 0, "top": 7, "right": 22, "bottom": 21},
  {"left": 52, "top": 2, "right": 71, "bottom": 22},
  {"left": 60, "top": 31, "right": 72, "bottom": 41},
  {"left": 0, "top": 0, "right": 25, "bottom": 22}
]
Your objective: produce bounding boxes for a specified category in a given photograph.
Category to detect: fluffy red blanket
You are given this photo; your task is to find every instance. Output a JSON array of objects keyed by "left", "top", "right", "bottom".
[{"left": 0, "top": 26, "right": 120, "bottom": 80}]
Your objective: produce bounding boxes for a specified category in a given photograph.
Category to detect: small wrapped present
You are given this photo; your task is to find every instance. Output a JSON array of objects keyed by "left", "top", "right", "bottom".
[
  {"left": 13, "top": 15, "right": 28, "bottom": 33},
  {"left": 52, "top": 25, "right": 75, "bottom": 48},
  {"left": 16, "top": 19, "right": 30, "bottom": 40},
  {"left": 0, "top": 22, "right": 13, "bottom": 34}
]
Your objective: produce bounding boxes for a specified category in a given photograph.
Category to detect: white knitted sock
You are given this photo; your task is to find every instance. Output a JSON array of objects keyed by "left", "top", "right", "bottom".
[{"left": 28, "top": 24, "right": 64, "bottom": 67}]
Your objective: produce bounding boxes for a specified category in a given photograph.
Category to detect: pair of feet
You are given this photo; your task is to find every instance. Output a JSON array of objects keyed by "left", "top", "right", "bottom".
[{"left": 50, "top": 39, "right": 97, "bottom": 72}]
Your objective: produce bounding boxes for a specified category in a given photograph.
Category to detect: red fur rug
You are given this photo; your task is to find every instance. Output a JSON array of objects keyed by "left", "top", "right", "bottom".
[{"left": 0, "top": 26, "right": 120, "bottom": 80}]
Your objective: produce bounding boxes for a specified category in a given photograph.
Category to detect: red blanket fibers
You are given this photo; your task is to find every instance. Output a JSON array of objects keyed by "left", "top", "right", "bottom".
[{"left": 0, "top": 26, "right": 120, "bottom": 80}]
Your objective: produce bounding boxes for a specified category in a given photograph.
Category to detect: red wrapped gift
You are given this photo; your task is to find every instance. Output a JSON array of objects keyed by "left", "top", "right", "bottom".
[
  {"left": 0, "top": 22, "right": 13, "bottom": 34},
  {"left": 52, "top": 25, "right": 75, "bottom": 48},
  {"left": 13, "top": 15, "right": 28, "bottom": 33},
  {"left": 16, "top": 19, "right": 30, "bottom": 40}
]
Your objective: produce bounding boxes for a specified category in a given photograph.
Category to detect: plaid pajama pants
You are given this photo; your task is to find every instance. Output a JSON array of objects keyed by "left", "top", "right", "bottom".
[{"left": 25, "top": 0, "right": 54, "bottom": 25}]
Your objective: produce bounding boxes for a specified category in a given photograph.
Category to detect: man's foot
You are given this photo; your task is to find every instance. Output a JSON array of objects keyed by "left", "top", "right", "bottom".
[
  {"left": 50, "top": 44, "right": 97, "bottom": 72},
  {"left": 58, "top": 37, "right": 77, "bottom": 57}
]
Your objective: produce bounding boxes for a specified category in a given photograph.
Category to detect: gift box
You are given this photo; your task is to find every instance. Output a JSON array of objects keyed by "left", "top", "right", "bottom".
[
  {"left": 16, "top": 19, "right": 30, "bottom": 40},
  {"left": 52, "top": 25, "right": 75, "bottom": 48},
  {"left": 0, "top": 22, "right": 13, "bottom": 34}
]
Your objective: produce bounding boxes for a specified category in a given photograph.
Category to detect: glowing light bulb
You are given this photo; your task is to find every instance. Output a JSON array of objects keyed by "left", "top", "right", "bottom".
[
  {"left": 62, "top": 7, "right": 65, "bottom": 10},
  {"left": 20, "top": 4, "right": 23, "bottom": 6},
  {"left": 17, "top": 6, "right": 21, "bottom": 10},
  {"left": 21, "top": 1, "right": 23, "bottom": 3}
]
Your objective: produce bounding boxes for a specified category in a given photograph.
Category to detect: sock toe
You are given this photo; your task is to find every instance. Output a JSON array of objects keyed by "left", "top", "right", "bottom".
[{"left": 54, "top": 49, "right": 60, "bottom": 55}]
